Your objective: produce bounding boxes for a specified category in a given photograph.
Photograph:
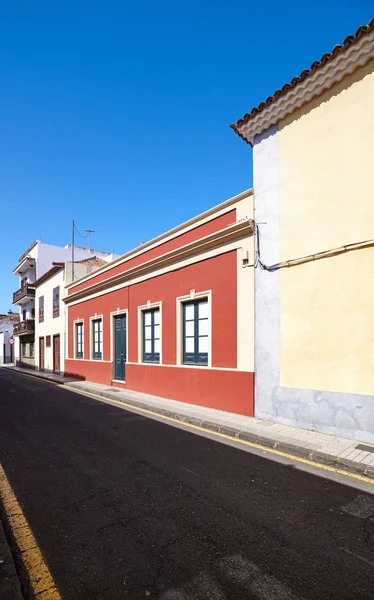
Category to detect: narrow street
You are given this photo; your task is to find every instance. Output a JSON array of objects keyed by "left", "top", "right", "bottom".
[{"left": 0, "top": 369, "right": 373, "bottom": 600}]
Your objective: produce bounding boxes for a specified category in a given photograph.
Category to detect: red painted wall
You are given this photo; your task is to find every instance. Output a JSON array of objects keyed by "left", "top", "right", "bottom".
[
  {"left": 66, "top": 250, "right": 254, "bottom": 416},
  {"left": 65, "top": 361, "right": 254, "bottom": 416},
  {"left": 69, "top": 210, "right": 236, "bottom": 295}
]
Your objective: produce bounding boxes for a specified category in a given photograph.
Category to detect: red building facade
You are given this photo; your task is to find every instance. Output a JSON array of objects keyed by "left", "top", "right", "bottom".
[{"left": 65, "top": 190, "right": 255, "bottom": 416}]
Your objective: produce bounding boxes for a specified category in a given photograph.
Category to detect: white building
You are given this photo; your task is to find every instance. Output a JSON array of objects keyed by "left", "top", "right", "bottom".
[
  {"left": 13, "top": 240, "right": 117, "bottom": 369},
  {"left": 0, "top": 313, "right": 18, "bottom": 364},
  {"left": 34, "top": 257, "right": 109, "bottom": 374}
]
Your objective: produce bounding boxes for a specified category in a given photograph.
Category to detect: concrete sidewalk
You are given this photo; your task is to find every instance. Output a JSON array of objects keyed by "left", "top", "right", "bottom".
[
  {"left": 65, "top": 380, "right": 374, "bottom": 479},
  {"left": 0, "top": 519, "right": 23, "bottom": 600}
]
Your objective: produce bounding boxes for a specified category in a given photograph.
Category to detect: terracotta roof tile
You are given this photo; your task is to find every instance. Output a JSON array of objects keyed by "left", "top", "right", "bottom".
[
  {"left": 0, "top": 313, "right": 19, "bottom": 322},
  {"left": 231, "top": 17, "right": 374, "bottom": 141},
  {"left": 75, "top": 256, "right": 107, "bottom": 267}
]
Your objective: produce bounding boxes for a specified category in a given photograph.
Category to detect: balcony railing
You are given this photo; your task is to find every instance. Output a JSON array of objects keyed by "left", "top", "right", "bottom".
[
  {"left": 13, "top": 319, "right": 35, "bottom": 335},
  {"left": 13, "top": 284, "right": 35, "bottom": 304}
]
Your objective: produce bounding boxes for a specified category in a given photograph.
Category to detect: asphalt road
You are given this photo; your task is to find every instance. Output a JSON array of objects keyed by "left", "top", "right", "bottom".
[{"left": 0, "top": 369, "right": 374, "bottom": 600}]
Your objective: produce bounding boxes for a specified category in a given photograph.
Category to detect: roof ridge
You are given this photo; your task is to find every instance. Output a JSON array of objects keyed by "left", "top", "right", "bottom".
[{"left": 231, "top": 17, "right": 374, "bottom": 139}]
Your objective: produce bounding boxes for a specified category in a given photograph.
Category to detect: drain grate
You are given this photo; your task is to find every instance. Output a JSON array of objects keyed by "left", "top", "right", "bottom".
[{"left": 356, "top": 443, "right": 374, "bottom": 453}]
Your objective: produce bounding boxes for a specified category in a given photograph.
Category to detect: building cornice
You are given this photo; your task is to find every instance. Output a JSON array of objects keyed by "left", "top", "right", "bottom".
[
  {"left": 64, "top": 220, "right": 253, "bottom": 305},
  {"left": 66, "top": 188, "right": 253, "bottom": 291},
  {"left": 34, "top": 263, "right": 65, "bottom": 288}
]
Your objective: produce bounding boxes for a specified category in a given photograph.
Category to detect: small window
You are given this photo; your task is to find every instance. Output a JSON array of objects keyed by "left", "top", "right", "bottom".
[
  {"left": 183, "top": 299, "right": 209, "bottom": 365},
  {"left": 39, "top": 296, "right": 44, "bottom": 323},
  {"left": 76, "top": 322, "right": 84, "bottom": 359},
  {"left": 22, "top": 309, "right": 27, "bottom": 321},
  {"left": 46, "top": 336, "right": 51, "bottom": 348},
  {"left": 21, "top": 342, "right": 27, "bottom": 358},
  {"left": 53, "top": 287, "right": 60, "bottom": 318},
  {"left": 142, "top": 308, "right": 160, "bottom": 363},
  {"left": 31, "top": 308, "right": 35, "bottom": 319},
  {"left": 92, "top": 318, "right": 102, "bottom": 360},
  {"left": 30, "top": 342, "right": 34, "bottom": 358}
]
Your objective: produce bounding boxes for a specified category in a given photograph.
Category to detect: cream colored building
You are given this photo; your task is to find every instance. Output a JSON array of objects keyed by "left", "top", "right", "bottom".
[
  {"left": 34, "top": 258, "right": 108, "bottom": 374},
  {"left": 232, "top": 19, "right": 374, "bottom": 442}
]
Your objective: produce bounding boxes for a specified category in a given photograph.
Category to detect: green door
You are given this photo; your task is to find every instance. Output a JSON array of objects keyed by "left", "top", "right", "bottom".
[{"left": 114, "top": 315, "right": 127, "bottom": 380}]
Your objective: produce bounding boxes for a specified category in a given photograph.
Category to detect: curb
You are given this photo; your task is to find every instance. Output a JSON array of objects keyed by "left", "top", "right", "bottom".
[
  {"left": 0, "top": 519, "right": 24, "bottom": 600},
  {"left": 65, "top": 382, "right": 374, "bottom": 480},
  {"left": 0, "top": 366, "right": 81, "bottom": 386}
]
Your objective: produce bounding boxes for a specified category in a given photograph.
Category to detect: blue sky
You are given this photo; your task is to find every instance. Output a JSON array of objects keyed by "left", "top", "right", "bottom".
[{"left": 1, "top": 1, "right": 372, "bottom": 312}]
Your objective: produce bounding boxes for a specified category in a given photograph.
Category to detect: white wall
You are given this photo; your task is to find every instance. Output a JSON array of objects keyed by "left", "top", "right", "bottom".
[
  {"left": 34, "top": 260, "right": 99, "bottom": 374},
  {"left": 20, "top": 267, "right": 36, "bottom": 285},
  {"left": 35, "top": 269, "right": 66, "bottom": 373},
  {"left": 35, "top": 243, "right": 115, "bottom": 279},
  {"left": 0, "top": 331, "right": 12, "bottom": 364},
  {"left": 19, "top": 302, "right": 35, "bottom": 320},
  {"left": 253, "top": 125, "right": 281, "bottom": 423}
]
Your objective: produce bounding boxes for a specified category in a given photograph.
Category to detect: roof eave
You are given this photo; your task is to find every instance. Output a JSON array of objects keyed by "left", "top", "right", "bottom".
[
  {"left": 231, "top": 18, "right": 374, "bottom": 146},
  {"left": 34, "top": 264, "right": 64, "bottom": 288}
]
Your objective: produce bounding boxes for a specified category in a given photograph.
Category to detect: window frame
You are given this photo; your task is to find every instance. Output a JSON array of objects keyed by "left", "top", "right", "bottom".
[
  {"left": 39, "top": 296, "right": 44, "bottom": 323},
  {"left": 53, "top": 286, "right": 60, "bottom": 318},
  {"left": 142, "top": 307, "right": 160, "bottom": 363},
  {"left": 75, "top": 321, "right": 84, "bottom": 359},
  {"left": 137, "top": 302, "right": 162, "bottom": 364},
  {"left": 91, "top": 316, "right": 103, "bottom": 360},
  {"left": 182, "top": 299, "right": 209, "bottom": 366},
  {"left": 176, "top": 291, "right": 212, "bottom": 368}
]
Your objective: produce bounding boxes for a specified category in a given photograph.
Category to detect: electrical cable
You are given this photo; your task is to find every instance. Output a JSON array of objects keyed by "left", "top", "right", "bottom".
[
  {"left": 73, "top": 224, "right": 88, "bottom": 239},
  {"left": 255, "top": 224, "right": 374, "bottom": 272}
]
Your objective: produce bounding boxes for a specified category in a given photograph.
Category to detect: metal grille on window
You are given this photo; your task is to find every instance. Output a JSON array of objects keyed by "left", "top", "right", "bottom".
[
  {"left": 183, "top": 299, "right": 208, "bottom": 365},
  {"left": 143, "top": 308, "right": 160, "bottom": 363},
  {"left": 93, "top": 319, "right": 102, "bottom": 360}
]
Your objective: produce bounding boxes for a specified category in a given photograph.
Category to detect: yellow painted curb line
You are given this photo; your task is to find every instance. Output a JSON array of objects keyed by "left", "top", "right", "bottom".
[
  {"left": 3, "top": 368, "right": 373, "bottom": 487},
  {"left": 0, "top": 464, "right": 62, "bottom": 600},
  {"left": 63, "top": 384, "right": 374, "bottom": 486}
]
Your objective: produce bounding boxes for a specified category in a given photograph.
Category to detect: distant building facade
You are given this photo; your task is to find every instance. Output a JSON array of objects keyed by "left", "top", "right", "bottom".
[
  {"left": 12, "top": 240, "right": 117, "bottom": 369},
  {"left": 0, "top": 312, "right": 18, "bottom": 364},
  {"left": 34, "top": 257, "right": 107, "bottom": 374}
]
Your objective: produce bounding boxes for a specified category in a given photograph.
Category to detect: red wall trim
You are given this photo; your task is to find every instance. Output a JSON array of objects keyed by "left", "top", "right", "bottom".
[
  {"left": 65, "top": 360, "right": 254, "bottom": 416},
  {"left": 69, "top": 211, "right": 236, "bottom": 295}
]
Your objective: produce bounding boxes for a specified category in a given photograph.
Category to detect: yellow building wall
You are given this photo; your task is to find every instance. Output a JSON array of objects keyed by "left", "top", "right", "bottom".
[{"left": 278, "top": 58, "right": 374, "bottom": 396}]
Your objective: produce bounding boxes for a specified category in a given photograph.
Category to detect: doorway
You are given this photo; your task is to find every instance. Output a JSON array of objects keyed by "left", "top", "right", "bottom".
[
  {"left": 39, "top": 337, "right": 44, "bottom": 370},
  {"left": 113, "top": 314, "right": 127, "bottom": 380},
  {"left": 53, "top": 335, "right": 60, "bottom": 373}
]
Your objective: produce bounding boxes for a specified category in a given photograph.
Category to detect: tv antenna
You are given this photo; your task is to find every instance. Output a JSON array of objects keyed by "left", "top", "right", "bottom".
[{"left": 84, "top": 229, "right": 95, "bottom": 251}]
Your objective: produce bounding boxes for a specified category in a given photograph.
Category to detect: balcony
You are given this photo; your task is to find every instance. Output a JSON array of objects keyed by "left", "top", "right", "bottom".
[
  {"left": 13, "top": 319, "right": 35, "bottom": 336},
  {"left": 13, "top": 284, "right": 35, "bottom": 305}
]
